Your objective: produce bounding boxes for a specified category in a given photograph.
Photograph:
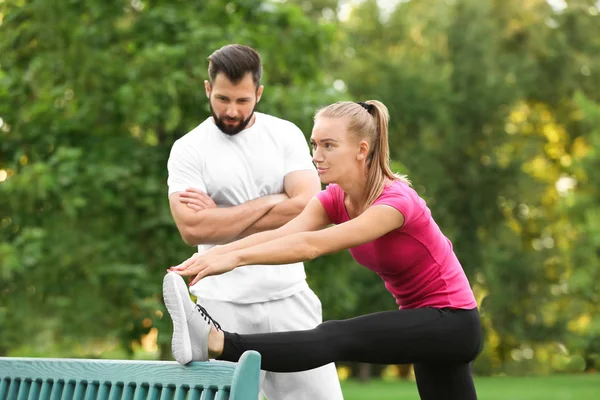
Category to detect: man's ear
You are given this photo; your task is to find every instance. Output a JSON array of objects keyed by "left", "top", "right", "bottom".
[
  {"left": 256, "top": 85, "right": 264, "bottom": 102},
  {"left": 204, "top": 80, "right": 211, "bottom": 98}
]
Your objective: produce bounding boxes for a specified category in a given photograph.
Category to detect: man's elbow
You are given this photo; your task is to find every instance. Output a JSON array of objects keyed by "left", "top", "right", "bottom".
[
  {"left": 179, "top": 226, "right": 201, "bottom": 246},
  {"left": 178, "top": 224, "right": 209, "bottom": 246},
  {"left": 179, "top": 224, "right": 227, "bottom": 246}
]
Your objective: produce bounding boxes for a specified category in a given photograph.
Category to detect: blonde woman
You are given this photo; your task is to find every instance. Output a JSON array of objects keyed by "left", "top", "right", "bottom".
[{"left": 164, "top": 100, "right": 482, "bottom": 400}]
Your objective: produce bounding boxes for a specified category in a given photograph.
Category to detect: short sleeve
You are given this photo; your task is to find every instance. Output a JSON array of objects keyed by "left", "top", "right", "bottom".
[
  {"left": 282, "top": 123, "right": 316, "bottom": 175},
  {"left": 167, "top": 139, "right": 207, "bottom": 197},
  {"left": 371, "top": 182, "right": 415, "bottom": 224},
  {"left": 316, "top": 184, "right": 343, "bottom": 224}
]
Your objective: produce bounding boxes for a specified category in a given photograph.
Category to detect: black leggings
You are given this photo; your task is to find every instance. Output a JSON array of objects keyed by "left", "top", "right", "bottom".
[{"left": 218, "top": 307, "right": 482, "bottom": 400}]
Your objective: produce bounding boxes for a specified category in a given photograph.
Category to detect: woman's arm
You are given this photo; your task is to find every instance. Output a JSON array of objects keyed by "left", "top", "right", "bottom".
[
  {"left": 236, "top": 204, "right": 405, "bottom": 266},
  {"left": 178, "top": 204, "right": 405, "bottom": 285}
]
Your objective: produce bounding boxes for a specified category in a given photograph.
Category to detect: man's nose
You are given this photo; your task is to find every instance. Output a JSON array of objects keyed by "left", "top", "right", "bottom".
[{"left": 226, "top": 104, "right": 237, "bottom": 118}]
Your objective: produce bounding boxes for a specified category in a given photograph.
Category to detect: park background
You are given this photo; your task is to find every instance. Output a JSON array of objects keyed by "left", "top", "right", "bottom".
[{"left": 1, "top": 0, "right": 599, "bottom": 398}]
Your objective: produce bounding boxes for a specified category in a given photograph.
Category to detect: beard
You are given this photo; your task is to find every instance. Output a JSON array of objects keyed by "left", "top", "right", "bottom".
[{"left": 210, "top": 102, "right": 256, "bottom": 136}]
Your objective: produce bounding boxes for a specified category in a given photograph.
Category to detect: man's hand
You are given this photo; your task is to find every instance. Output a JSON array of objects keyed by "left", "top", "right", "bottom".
[{"left": 179, "top": 188, "right": 217, "bottom": 212}]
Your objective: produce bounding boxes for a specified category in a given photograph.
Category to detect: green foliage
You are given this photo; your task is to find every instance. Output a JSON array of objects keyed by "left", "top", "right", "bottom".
[
  {"left": 0, "top": 0, "right": 337, "bottom": 357},
  {"left": 562, "top": 91, "right": 600, "bottom": 370},
  {"left": 335, "top": 0, "right": 600, "bottom": 373}
]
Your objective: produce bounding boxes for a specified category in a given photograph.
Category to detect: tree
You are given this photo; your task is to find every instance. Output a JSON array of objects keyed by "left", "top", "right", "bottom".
[
  {"left": 333, "top": 0, "right": 600, "bottom": 373},
  {"left": 0, "top": 0, "right": 337, "bottom": 358}
]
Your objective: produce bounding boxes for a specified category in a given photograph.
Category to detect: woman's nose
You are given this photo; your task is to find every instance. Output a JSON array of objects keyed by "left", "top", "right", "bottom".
[{"left": 312, "top": 150, "right": 323, "bottom": 163}]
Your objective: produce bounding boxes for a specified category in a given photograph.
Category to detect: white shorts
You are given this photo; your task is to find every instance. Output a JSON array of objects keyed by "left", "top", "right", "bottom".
[{"left": 197, "top": 288, "right": 344, "bottom": 400}]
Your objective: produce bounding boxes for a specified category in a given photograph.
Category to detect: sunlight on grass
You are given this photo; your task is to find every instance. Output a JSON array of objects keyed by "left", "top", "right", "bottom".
[{"left": 340, "top": 374, "right": 600, "bottom": 400}]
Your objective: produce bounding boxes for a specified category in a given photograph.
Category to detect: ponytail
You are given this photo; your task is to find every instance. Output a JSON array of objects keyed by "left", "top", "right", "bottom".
[{"left": 362, "top": 100, "right": 410, "bottom": 208}]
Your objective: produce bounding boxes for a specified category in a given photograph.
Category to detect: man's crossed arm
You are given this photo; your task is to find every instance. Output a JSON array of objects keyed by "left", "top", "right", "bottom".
[
  {"left": 169, "top": 170, "right": 321, "bottom": 246},
  {"left": 238, "top": 170, "right": 321, "bottom": 237}
]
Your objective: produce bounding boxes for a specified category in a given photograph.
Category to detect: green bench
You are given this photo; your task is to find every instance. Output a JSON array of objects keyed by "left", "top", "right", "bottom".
[{"left": 0, "top": 350, "right": 261, "bottom": 400}]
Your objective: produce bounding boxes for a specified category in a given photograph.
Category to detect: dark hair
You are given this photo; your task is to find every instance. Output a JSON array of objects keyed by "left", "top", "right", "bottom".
[
  {"left": 208, "top": 44, "right": 262, "bottom": 88},
  {"left": 315, "top": 100, "right": 410, "bottom": 208}
]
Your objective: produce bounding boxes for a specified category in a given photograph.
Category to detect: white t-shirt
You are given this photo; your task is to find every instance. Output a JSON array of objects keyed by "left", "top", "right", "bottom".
[{"left": 167, "top": 112, "right": 315, "bottom": 303}]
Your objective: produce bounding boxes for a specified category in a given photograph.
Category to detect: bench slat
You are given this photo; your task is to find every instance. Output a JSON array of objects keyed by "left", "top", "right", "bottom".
[
  {"left": 199, "top": 388, "right": 216, "bottom": 400},
  {"left": 188, "top": 387, "right": 202, "bottom": 400},
  {"left": 215, "top": 389, "right": 229, "bottom": 400},
  {"left": 28, "top": 380, "right": 42, "bottom": 400},
  {"left": 17, "top": 378, "right": 31, "bottom": 400},
  {"left": 120, "top": 383, "right": 134, "bottom": 400}
]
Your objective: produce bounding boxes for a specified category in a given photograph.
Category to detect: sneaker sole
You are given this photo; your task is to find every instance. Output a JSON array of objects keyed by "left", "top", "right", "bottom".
[{"left": 163, "top": 272, "right": 193, "bottom": 365}]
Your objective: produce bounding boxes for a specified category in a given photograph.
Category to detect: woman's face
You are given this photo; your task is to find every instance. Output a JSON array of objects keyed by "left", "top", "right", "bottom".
[{"left": 310, "top": 117, "right": 369, "bottom": 185}]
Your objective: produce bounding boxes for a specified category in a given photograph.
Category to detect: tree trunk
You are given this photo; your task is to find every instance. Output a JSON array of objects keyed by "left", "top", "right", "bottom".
[{"left": 358, "top": 363, "right": 372, "bottom": 382}]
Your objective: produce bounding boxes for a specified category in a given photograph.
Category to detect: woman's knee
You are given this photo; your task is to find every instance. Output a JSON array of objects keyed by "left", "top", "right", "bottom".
[
  {"left": 312, "top": 320, "right": 346, "bottom": 356},
  {"left": 314, "top": 320, "right": 342, "bottom": 335}
]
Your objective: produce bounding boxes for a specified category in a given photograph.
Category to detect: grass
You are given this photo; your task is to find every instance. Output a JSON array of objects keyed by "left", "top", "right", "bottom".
[{"left": 340, "top": 374, "right": 600, "bottom": 400}]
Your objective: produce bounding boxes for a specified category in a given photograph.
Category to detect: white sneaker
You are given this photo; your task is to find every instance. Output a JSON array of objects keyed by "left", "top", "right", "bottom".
[{"left": 162, "top": 272, "right": 222, "bottom": 364}]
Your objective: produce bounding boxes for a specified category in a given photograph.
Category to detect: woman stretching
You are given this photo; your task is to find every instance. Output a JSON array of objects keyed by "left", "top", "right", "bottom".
[{"left": 163, "top": 100, "right": 482, "bottom": 400}]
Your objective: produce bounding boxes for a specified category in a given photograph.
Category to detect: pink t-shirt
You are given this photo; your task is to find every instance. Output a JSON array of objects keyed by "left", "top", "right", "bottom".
[{"left": 316, "top": 180, "right": 477, "bottom": 310}]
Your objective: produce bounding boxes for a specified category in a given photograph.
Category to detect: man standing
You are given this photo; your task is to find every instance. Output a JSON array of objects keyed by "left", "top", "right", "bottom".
[{"left": 166, "top": 44, "right": 343, "bottom": 400}]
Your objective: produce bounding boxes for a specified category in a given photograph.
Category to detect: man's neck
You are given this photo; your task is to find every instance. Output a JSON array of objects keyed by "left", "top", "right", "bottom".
[{"left": 244, "top": 112, "right": 257, "bottom": 130}]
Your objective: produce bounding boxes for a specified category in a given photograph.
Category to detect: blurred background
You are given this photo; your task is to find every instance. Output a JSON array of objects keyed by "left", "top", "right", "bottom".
[{"left": 1, "top": 0, "right": 599, "bottom": 398}]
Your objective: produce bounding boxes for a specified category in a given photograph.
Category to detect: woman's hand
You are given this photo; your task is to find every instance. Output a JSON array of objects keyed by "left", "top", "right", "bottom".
[{"left": 168, "top": 252, "right": 241, "bottom": 286}]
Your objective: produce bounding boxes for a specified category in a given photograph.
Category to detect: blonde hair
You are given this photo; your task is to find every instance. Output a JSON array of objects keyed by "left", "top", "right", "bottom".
[{"left": 315, "top": 100, "right": 410, "bottom": 208}]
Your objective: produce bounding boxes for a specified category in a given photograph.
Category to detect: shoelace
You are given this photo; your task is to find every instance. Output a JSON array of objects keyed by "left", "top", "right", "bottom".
[{"left": 195, "top": 304, "right": 222, "bottom": 331}]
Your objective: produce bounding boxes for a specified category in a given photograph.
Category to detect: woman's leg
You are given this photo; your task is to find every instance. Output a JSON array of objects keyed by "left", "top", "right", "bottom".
[
  {"left": 217, "top": 307, "right": 481, "bottom": 373},
  {"left": 414, "top": 363, "right": 477, "bottom": 400}
]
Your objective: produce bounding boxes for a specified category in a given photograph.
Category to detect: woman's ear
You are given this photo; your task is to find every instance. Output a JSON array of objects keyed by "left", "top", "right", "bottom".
[{"left": 357, "top": 140, "right": 369, "bottom": 161}]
